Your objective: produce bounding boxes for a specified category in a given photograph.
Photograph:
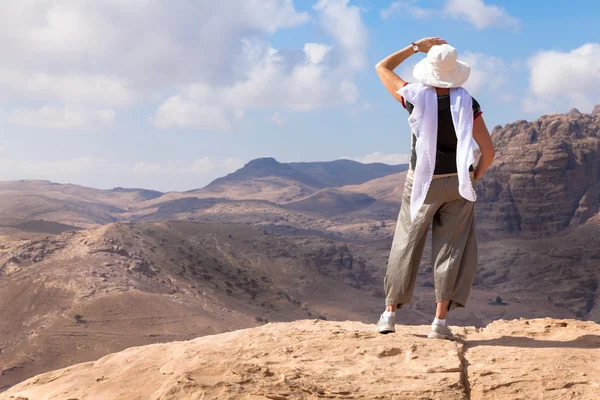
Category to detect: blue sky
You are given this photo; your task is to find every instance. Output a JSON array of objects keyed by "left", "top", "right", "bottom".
[{"left": 0, "top": 0, "right": 598, "bottom": 191}]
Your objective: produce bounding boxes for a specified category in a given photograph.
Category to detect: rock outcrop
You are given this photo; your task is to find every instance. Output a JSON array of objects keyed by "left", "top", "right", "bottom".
[
  {"left": 2, "top": 318, "right": 599, "bottom": 399},
  {"left": 477, "top": 108, "right": 600, "bottom": 238}
]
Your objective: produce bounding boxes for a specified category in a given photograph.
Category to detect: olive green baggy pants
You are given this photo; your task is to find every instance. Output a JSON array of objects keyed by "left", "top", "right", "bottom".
[{"left": 384, "top": 169, "right": 478, "bottom": 311}]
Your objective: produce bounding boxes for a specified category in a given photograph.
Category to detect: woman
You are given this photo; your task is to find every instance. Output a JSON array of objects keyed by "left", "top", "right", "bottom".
[{"left": 374, "top": 37, "right": 495, "bottom": 340}]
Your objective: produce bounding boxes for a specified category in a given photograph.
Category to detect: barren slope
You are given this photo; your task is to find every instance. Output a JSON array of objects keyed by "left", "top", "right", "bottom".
[
  {"left": 474, "top": 216, "right": 600, "bottom": 321},
  {"left": 0, "top": 221, "right": 392, "bottom": 391},
  {"left": 0, "top": 180, "right": 162, "bottom": 229},
  {"left": 128, "top": 171, "right": 409, "bottom": 242}
]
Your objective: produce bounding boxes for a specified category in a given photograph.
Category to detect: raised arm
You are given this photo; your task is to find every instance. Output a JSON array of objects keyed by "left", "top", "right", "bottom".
[
  {"left": 375, "top": 37, "right": 447, "bottom": 104},
  {"left": 472, "top": 116, "right": 495, "bottom": 182}
]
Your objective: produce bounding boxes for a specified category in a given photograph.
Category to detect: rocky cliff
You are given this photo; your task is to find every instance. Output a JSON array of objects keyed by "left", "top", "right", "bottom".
[
  {"left": 477, "top": 107, "right": 600, "bottom": 238},
  {"left": 2, "top": 318, "right": 599, "bottom": 400}
]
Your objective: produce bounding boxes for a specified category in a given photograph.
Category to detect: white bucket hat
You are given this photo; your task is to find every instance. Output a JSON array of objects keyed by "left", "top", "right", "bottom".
[{"left": 413, "top": 44, "right": 471, "bottom": 88}]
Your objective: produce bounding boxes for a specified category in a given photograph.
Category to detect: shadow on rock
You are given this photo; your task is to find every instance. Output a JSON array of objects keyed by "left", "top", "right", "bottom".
[{"left": 465, "top": 334, "right": 600, "bottom": 349}]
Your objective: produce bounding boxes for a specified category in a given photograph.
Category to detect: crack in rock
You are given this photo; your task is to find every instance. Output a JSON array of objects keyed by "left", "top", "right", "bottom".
[{"left": 458, "top": 342, "right": 472, "bottom": 400}]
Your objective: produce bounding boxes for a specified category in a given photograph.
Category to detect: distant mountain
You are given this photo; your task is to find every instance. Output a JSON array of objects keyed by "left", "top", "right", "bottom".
[
  {"left": 287, "top": 159, "right": 409, "bottom": 187},
  {"left": 204, "top": 157, "right": 329, "bottom": 190},
  {"left": 0, "top": 180, "right": 125, "bottom": 229},
  {"left": 110, "top": 187, "right": 163, "bottom": 201},
  {"left": 282, "top": 171, "right": 408, "bottom": 218},
  {"left": 203, "top": 157, "right": 409, "bottom": 190},
  {"left": 284, "top": 189, "right": 377, "bottom": 217},
  {"left": 0, "top": 158, "right": 408, "bottom": 237},
  {"left": 186, "top": 157, "right": 408, "bottom": 206}
]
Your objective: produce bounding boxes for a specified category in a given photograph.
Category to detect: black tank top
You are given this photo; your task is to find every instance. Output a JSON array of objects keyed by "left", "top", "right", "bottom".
[{"left": 405, "top": 95, "right": 481, "bottom": 174}]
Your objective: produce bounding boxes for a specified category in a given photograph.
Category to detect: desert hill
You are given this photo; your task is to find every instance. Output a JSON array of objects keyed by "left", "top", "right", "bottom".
[
  {"left": 205, "top": 157, "right": 330, "bottom": 190},
  {"left": 206, "top": 157, "right": 408, "bottom": 190},
  {"left": 287, "top": 158, "right": 409, "bottom": 187},
  {"left": 283, "top": 188, "right": 377, "bottom": 217},
  {"left": 473, "top": 213, "right": 600, "bottom": 321},
  {"left": 193, "top": 157, "right": 408, "bottom": 204},
  {"left": 2, "top": 318, "right": 599, "bottom": 399},
  {"left": 126, "top": 170, "right": 410, "bottom": 244},
  {"left": 0, "top": 159, "right": 409, "bottom": 242},
  {"left": 282, "top": 171, "right": 407, "bottom": 218},
  {"left": 125, "top": 170, "right": 409, "bottom": 242},
  {"left": 196, "top": 157, "right": 328, "bottom": 204},
  {"left": 0, "top": 180, "right": 162, "bottom": 232}
]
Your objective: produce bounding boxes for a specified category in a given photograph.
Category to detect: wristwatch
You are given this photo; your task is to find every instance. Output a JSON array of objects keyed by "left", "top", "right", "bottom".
[{"left": 411, "top": 42, "right": 419, "bottom": 53}]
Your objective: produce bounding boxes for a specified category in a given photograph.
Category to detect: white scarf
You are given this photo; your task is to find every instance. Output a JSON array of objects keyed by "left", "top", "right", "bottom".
[{"left": 398, "top": 82, "right": 477, "bottom": 222}]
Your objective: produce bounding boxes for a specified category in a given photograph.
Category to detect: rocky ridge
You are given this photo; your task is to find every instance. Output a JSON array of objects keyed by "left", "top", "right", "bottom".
[{"left": 476, "top": 108, "right": 600, "bottom": 237}]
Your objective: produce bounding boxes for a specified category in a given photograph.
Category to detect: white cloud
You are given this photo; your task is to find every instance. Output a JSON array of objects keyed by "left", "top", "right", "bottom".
[
  {"left": 27, "top": 73, "right": 134, "bottom": 107},
  {"left": 498, "top": 93, "right": 515, "bottom": 103},
  {"left": 349, "top": 102, "right": 376, "bottom": 116},
  {"left": 0, "top": 156, "right": 245, "bottom": 192},
  {"left": 0, "top": 69, "right": 135, "bottom": 107},
  {"left": 153, "top": 17, "right": 366, "bottom": 130},
  {"left": 314, "top": 0, "right": 368, "bottom": 71},
  {"left": 0, "top": 1, "right": 335, "bottom": 130},
  {"left": 220, "top": 39, "right": 359, "bottom": 111},
  {"left": 152, "top": 95, "right": 233, "bottom": 131},
  {"left": 460, "top": 52, "right": 511, "bottom": 95},
  {"left": 150, "top": 1, "right": 368, "bottom": 129},
  {"left": 269, "top": 112, "right": 286, "bottom": 127},
  {"left": 133, "top": 157, "right": 243, "bottom": 176},
  {"left": 342, "top": 152, "right": 410, "bottom": 165},
  {"left": 7, "top": 106, "right": 115, "bottom": 130},
  {"left": 381, "top": 0, "right": 434, "bottom": 20},
  {"left": 304, "top": 43, "right": 331, "bottom": 65},
  {"left": 0, "top": 1, "right": 310, "bottom": 85},
  {"left": 523, "top": 43, "right": 600, "bottom": 114},
  {"left": 444, "top": 0, "right": 519, "bottom": 31},
  {"left": 382, "top": 0, "right": 519, "bottom": 30}
]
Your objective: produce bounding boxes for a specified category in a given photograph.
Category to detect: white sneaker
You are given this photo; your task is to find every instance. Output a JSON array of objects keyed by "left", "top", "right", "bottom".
[
  {"left": 428, "top": 323, "right": 461, "bottom": 342},
  {"left": 376, "top": 312, "right": 396, "bottom": 334}
]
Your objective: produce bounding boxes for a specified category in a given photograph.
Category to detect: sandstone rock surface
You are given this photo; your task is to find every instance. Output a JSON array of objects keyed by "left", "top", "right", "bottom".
[{"left": 2, "top": 318, "right": 599, "bottom": 400}]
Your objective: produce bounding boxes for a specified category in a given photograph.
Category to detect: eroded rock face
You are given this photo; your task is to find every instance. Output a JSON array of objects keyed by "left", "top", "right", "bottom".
[{"left": 477, "top": 109, "right": 600, "bottom": 238}]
